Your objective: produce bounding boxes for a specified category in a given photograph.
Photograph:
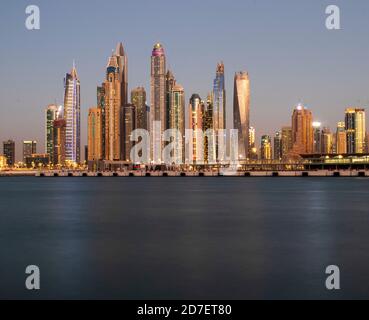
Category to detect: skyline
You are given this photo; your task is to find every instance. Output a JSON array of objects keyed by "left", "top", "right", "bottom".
[{"left": 2, "top": 1, "right": 369, "bottom": 160}]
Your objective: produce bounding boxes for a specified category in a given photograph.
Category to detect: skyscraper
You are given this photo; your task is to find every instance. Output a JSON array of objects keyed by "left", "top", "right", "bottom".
[
  {"left": 204, "top": 94, "right": 215, "bottom": 163},
  {"left": 131, "top": 87, "right": 148, "bottom": 130},
  {"left": 23, "top": 141, "right": 37, "bottom": 162},
  {"left": 53, "top": 119, "right": 66, "bottom": 166},
  {"left": 281, "top": 126, "right": 293, "bottom": 158},
  {"left": 168, "top": 84, "right": 185, "bottom": 162},
  {"left": 336, "top": 122, "right": 347, "bottom": 154},
  {"left": 260, "top": 135, "right": 272, "bottom": 160},
  {"left": 104, "top": 46, "right": 127, "bottom": 161},
  {"left": 213, "top": 62, "right": 226, "bottom": 136},
  {"left": 321, "top": 127, "right": 333, "bottom": 154},
  {"left": 3, "top": 140, "right": 15, "bottom": 167},
  {"left": 166, "top": 70, "right": 176, "bottom": 131},
  {"left": 249, "top": 127, "right": 258, "bottom": 160},
  {"left": 291, "top": 104, "right": 313, "bottom": 155},
  {"left": 273, "top": 131, "right": 282, "bottom": 160},
  {"left": 88, "top": 108, "right": 103, "bottom": 161},
  {"left": 189, "top": 94, "right": 204, "bottom": 162},
  {"left": 345, "top": 108, "right": 366, "bottom": 154},
  {"left": 233, "top": 72, "right": 250, "bottom": 160},
  {"left": 313, "top": 122, "right": 322, "bottom": 154},
  {"left": 121, "top": 104, "right": 136, "bottom": 162},
  {"left": 64, "top": 63, "right": 81, "bottom": 164},
  {"left": 97, "top": 84, "right": 106, "bottom": 157},
  {"left": 45, "top": 104, "right": 59, "bottom": 162},
  {"left": 151, "top": 43, "right": 166, "bottom": 137}
]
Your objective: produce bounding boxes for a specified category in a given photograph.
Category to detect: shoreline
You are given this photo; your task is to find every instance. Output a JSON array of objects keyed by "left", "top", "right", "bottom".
[{"left": 1, "top": 170, "right": 369, "bottom": 177}]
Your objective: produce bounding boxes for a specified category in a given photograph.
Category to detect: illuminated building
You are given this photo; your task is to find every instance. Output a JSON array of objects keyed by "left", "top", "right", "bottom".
[
  {"left": 291, "top": 104, "right": 313, "bottom": 154},
  {"left": 213, "top": 62, "right": 226, "bottom": 157},
  {"left": 313, "top": 122, "right": 322, "bottom": 154},
  {"left": 203, "top": 94, "right": 215, "bottom": 163},
  {"left": 88, "top": 108, "right": 103, "bottom": 161},
  {"left": 104, "top": 44, "right": 128, "bottom": 161},
  {"left": 64, "top": 63, "right": 81, "bottom": 163},
  {"left": 53, "top": 119, "right": 66, "bottom": 166},
  {"left": 168, "top": 84, "right": 185, "bottom": 162},
  {"left": 3, "top": 140, "right": 15, "bottom": 167},
  {"left": 281, "top": 126, "right": 293, "bottom": 157},
  {"left": 25, "top": 154, "right": 50, "bottom": 169},
  {"left": 345, "top": 108, "right": 366, "bottom": 154},
  {"left": 45, "top": 104, "right": 60, "bottom": 162},
  {"left": 151, "top": 43, "right": 166, "bottom": 151},
  {"left": 23, "top": 141, "right": 37, "bottom": 162},
  {"left": 121, "top": 104, "right": 136, "bottom": 162},
  {"left": 233, "top": 72, "right": 250, "bottom": 159},
  {"left": 131, "top": 87, "right": 148, "bottom": 130},
  {"left": 336, "top": 122, "right": 347, "bottom": 154},
  {"left": 321, "top": 127, "right": 333, "bottom": 154},
  {"left": 0, "top": 155, "right": 7, "bottom": 169},
  {"left": 166, "top": 70, "right": 176, "bottom": 130},
  {"left": 97, "top": 85, "right": 106, "bottom": 157},
  {"left": 260, "top": 135, "right": 272, "bottom": 160},
  {"left": 273, "top": 131, "right": 282, "bottom": 160},
  {"left": 249, "top": 127, "right": 258, "bottom": 160},
  {"left": 189, "top": 94, "right": 204, "bottom": 162}
]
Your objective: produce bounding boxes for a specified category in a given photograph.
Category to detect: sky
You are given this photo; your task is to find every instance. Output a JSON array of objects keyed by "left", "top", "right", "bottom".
[{"left": 1, "top": 0, "right": 369, "bottom": 160}]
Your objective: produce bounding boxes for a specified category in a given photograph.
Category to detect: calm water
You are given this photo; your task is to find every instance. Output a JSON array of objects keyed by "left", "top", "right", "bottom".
[{"left": 0, "top": 177, "right": 369, "bottom": 300}]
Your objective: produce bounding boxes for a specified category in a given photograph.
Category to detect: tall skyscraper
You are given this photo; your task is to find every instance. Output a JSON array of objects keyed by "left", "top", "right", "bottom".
[
  {"left": 233, "top": 72, "right": 250, "bottom": 160},
  {"left": 104, "top": 45, "right": 128, "bottom": 161},
  {"left": 249, "top": 127, "right": 259, "bottom": 160},
  {"left": 45, "top": 104, "right": 59, "bottom": 162},
  {"left": 281, "top": 126, "right": 293, "bottom": 158},
  {"left": 345, "top": 108, "right": 366, "bottom": 154},
  {"left": 291, "top": 104, "right": 313, "bottom": 155},
  {"left": 336, "top": 122, "right": 347, "bottom": 154},
  {"left": 88, "top": 108, "right": 103, "bottom": 161},
  {"left": 64, "top": 63, "right": 81, "bottom": 164},
  {"left": 204, "top": 94, "right": 215, "bottom": 163},
  {"left": 151, "top": 43, "right": 166, "bottom": 137},
  {"left": 168, "top": 84, "right": 185, "bottom": 161},
  {"left": 313, "top": 122, "right": 322, "bottom": 154},
  {"left": 321, "top": 127, "right": 333, "bottom": 154},
  {"left": 213, "top": 62, "right": 226, "bottom": 136},
  {"left": 260, "top": 135, "right": 272, "bottom": 160},
  {"left": 121, "top": 104, "right": 136, "bottom": 162},
  {"left": 273, "top": 131, "right": 282, "bottom": 160},
  {"left": 131, "top": 87, "right": 148, "bottom": 130},
  {"left": 97, "top": 84, "right": 106, "bottom": 157},
  {"left": 189, "top": 94, "right": 204, "bottom": 162},
  {"left": 23, "top": 141, "right": 37, "bottom": 162},
  {"left": 53, "top": 119, "right": 66, "bottom": 166},
  {"left": 3, "top": 140, "right": 15, "bottom": 167},
  {"left": 166, "top": 70, "right": 176, "bottom": 130}
]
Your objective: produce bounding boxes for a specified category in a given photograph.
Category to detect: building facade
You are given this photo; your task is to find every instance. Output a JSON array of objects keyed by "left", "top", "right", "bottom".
[
  {"left": 131, "top": 87, "right": 148, "bottom": 131},
  {"left": 23, "top": 141, "right": 37, "bottom": 162},
  {"left": 88, "top": 108, "right": 103, "bottom": 161},
  {"left": 345, "top": 108, "right": 366, "bottom": 154},
  {"left": 260, "top": 135, "right": 272, "bottom": 160},
  {"left": 3, "top": 140, "right": 15, "bottom": 167},
  {"left": 291, "top": 104, "right": 313, "bottom": 155},
  {"left": 188, "top": 94, "right": 204, "bottom": 163},
  {"left": 121, "top": 104, "right": 136, "bottom": 162},
  {"left": 53, "top": 119, "right": 66, "bottom": 166},
  {"left": 64, "top": 64, "right": 81, "bottom": 164},
  {"left": 336, "top": 122, "right": 347, "bottom": 154},
  {"left": 233, "top": 72, "right": 250, "bottom": 160}
]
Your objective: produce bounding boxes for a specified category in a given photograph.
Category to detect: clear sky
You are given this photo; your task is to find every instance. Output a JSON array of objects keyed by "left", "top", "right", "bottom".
[{"left": 1, "top": 0, "right": 369, "bottom": 160}]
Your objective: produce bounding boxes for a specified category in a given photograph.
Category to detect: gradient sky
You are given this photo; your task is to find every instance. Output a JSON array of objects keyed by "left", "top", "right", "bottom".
[{"left": 1, "top": 0, "right": 369, "bottom": 160}]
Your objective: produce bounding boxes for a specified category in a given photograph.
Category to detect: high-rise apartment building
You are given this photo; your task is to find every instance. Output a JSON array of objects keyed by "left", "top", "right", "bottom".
[
  {"left": 64, "top": 63, "right": 81, "bottom": 163},
  {"left": 321, "top": 127, "right": 333, "bottom": 154},
  {"left": 345, "top": 108, "right": 366, "bottom": 154},
  {"left": 121, "top": 104, "right": 136, "bottom": 162},
  {"left": 45, "top": 104, "right": 60, "bottom": 163},
  {"left": 273, "top": 131, "right": 282, "bottom": 160},
  {"left": 53, "top": 119, "right": 66, "bottom": 166},
  {"left": 281, "top": 126, "right": 293, "bottom": 158},
  {"left": 313, "top": 122, "right": 322, "bottom": 154},
  {"left": 189, "top": 94, "right": 204, "bottom": 162},
  {"left": 233, "top": 72, "right": 250, "bottom": 160},
  {"left": 260, "top": 135, "right": 272, "bottom": 160},
  {"left": 291, "top": 104, "right": 313, "bottom": 155},
  {"left": 23, "top": 141, "right": 37, "bottom": 162},
  {"left": 3, "top": 140, "right": 15, "bottom": 167},
  {"left": 88, "top": 108, "right": 103, "bottom": 161},
  {"left": 131, "top": 87, "right": 148, "bottom": 131},
  {"left": 336, "top": 122, "right": 347, "bottom": 154}
]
